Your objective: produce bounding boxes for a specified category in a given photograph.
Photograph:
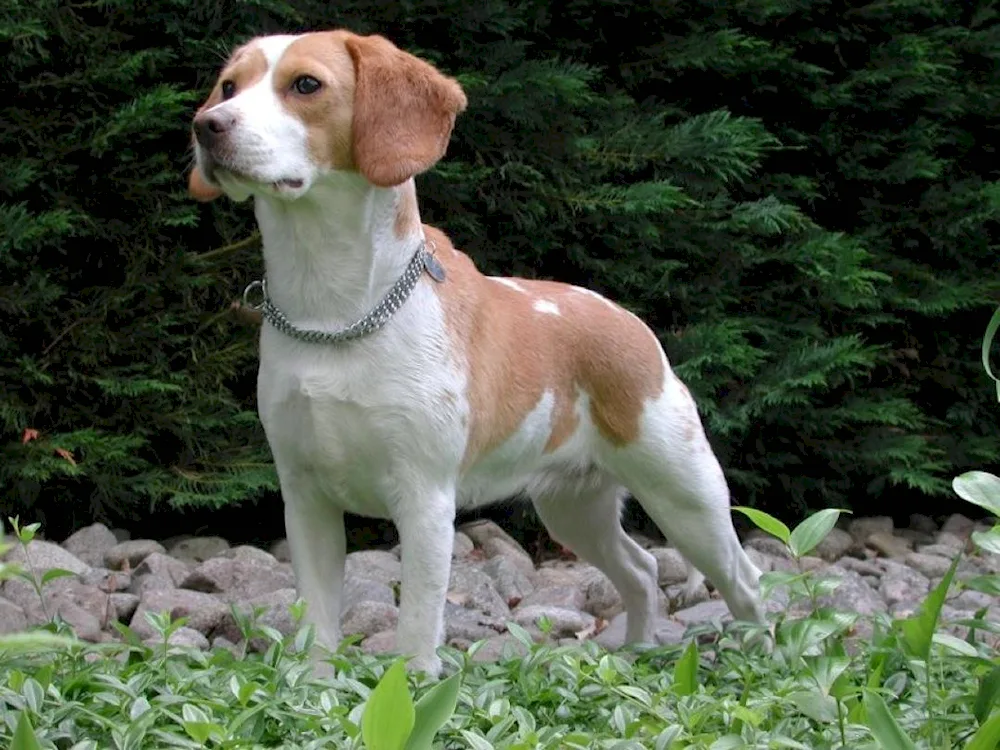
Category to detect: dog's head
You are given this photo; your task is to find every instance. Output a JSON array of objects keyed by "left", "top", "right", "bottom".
[{"left": 188, "top": 30, "right": 467, "bottom": 203}]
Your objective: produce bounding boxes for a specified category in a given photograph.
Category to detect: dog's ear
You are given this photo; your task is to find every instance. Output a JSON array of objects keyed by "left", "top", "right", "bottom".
[
  {"left": 344, "top": 34, "right": 467, "bottom": 188},
  {"left": 188, "top": 163, "right": 222, "bottom": 202}
]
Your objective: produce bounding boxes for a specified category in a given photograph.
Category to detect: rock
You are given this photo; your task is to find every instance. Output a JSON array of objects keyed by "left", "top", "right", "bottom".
[
  {"left": 837, "top": 557, "right": 884, "bottom": 577},
  {"left": 212, "top": 636, "right": 242, "bottom": 656},
  {"left": 745, "top": 535, "right": 792, "bottom": 560},
  {"left": 897, "top": 529, "right": 936, "bottom": 547},
  {"left": 344, "top": 551, "right": 402, "bottom": 587},
  {"left": 935, "top": 532, "right": 967, "bottom": 551},
  {"left": 79, "top": 567, "right": 132, "bottom": 593},
  {"left": 460, "top": 520, "right": 522, "bottom": 552},
  {"left": 673, "top": 599, "right": 732, "bottom": 626},
  {"left": 341, "top": 601, "right": 398, "bottom": 638},
  {"left": 448, "top": 565, "right": 510, "bottom": 619},
  {"left": 110, "top": 528, "right": 131, "bottom": 542},
  {"left": 481, "top": 555, "right": 534, "bottom": 604},
  {"left": 452, "top": 532, "right": 475, "bottom": 559},
  {"left": 517, "top": 585, "right": 586, "bottom": 612},
  {"left": 481, "top": 537, "right": 536, "bottom": 579},
  {"left": 220, "top": 545, "right": 278, "bottom": 563},
  {"left": 905, "top": 552, "right": 953, "bottom": 579},
  {"left": 105, "top": 540, "right": 165, "bottom": 570},
  {"left": 915, "top": 543, "right": 961, "bottom": 559},
  {"left": 218, "top": 588, "right": 300, "bottom": 651},
  {"left": 444, "top": 602, "right": 504, "bottom": 644},
  {"left": 471, "top": 633, "right": 530, "bottom": 663},
  {"left": 879, "top": 561, "right": 930, "bottom": 606},
  {"left": 0, "top": 599, "right": 27, "bottom": 634},
  {"left": 593, "top": 612, "right": 688, "bottom": 649},
  {"left": 130, "top": 589, "right": 229, "bottom": 639},
  {"left": 909, "top": 514, "right": 939, "bottom": 535},
  {"left": 129, "top": 553, "right": 190, "bottom": 596},
  {"left": 4, "top": 540, "right": 89, "bottom": 577},
  {"left": 534, "top": 561, "right": 601, "bottom": 590},
  {"left": 849, "top": 517, "right": 894, "bottom": 541},
  {"left": 362, "top": 630, "right": 397, "bottom": 654},
  {"left": 584, "top": 572, "right": 622, "bottom": 619},
  {"left": 744, "top": 547, "right": 776, "bottom": 574},
  {"left": 343, "top": 577, "right": 395, "bottom": 612},
  {"left": 144, "top": 626, "right": 210, "bottom": 650},
  {"left": 169, "top": 536, "right": 230, "bottom": 564},
  {"left": 180, "top": 556, "right": 295, "bottom": 603},
  {"left": 109, "top": 593, "right": 139, "bottom": 622},
  {"left": 953, "top": 589, "right": 994, "bottom": 611},
  {"left": 512, "top": 605, "right": 595, "bottom": 637},
  {"left": 819, "top": 567, "right": 887, "bottom": 616},
  {"left": 866, "top": 532, "right": 912, "bottom": 560},
  {"left": 813, "top": 528, "right": 856, "bottom": 562},
  {"left": 62, "top": 524, "right": 118, "bottom": 567},
  {"left": 56, "top": 601, "right": 104, "bottom": 642},
  {"left": 269, "top": 539, "right": 292, "bottom": 562},
  {"left": 651, "top": 547, "right": 689, "bottom": 585},
  {"left": 941, "top": 513, "right": 975, "bottom": 538}
]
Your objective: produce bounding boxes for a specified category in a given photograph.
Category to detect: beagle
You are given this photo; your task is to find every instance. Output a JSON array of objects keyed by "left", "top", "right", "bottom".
[{"left": 188, "top": 29, "right": 764, "bottom": 676}]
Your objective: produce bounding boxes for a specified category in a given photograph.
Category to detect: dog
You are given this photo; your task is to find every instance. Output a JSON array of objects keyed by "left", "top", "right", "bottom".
[{"left": 188, "top": 29, "right": 765, "bottom": 676}]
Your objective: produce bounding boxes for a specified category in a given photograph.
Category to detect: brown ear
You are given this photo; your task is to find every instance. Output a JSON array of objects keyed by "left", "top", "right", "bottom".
[
  {"left": 188, "top": 163, "right": 222, "bottom": 202},
  {"left": 344, "top": 34, "right": 467, "bottom": 188}
]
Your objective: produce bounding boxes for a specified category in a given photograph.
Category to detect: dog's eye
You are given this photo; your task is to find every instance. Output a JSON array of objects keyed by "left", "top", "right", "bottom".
[
  {"left": 220, "top": 80, "right": 236, "bottom": 100},
  {"left": 293, "top": 76, "right": 322, "bottom": 95}
]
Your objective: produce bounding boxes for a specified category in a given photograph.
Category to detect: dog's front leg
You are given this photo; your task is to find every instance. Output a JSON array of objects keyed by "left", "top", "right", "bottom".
[
  {"left": 393, "top": 488, "right": 456, "bottom": 677},
  {"left": 283, "top": 495, "right": 346, "bottom": 668}
]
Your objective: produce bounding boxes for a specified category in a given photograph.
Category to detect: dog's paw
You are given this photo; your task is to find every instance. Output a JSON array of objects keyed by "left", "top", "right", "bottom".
[{"left": 405, "top": 653, "right": 443, "bottom": 679}]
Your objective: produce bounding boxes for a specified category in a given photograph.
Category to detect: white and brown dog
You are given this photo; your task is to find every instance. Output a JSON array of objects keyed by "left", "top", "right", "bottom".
[{"left": 188, "top": 29, "right": 764, "bottom": 676}]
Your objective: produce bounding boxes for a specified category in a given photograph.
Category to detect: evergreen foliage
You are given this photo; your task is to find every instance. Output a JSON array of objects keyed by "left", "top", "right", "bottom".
[{"left": 1, "top": 0, "right": 997, "bottom": 537}]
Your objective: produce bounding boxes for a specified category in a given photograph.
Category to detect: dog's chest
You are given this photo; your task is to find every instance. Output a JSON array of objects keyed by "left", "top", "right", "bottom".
[{"left": 255, "top": 295, "right": 467, "bottom": 514}]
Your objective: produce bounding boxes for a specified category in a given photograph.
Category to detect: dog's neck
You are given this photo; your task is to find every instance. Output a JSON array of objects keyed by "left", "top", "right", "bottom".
[{"left": 254, "top": 172, "right": 422, "bottom": 329}]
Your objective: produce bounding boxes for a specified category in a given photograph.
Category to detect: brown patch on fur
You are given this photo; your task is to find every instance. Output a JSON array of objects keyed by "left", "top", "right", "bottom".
[
  {"left": 344, "top": 34, "right": 467, "bottom": 187},
  {"left": 188, "top": 166, "right": 222, "bottom": 202},
  {"left": 274, "top": 32, "right": 357, "bottom": 171},
  {"left": 394, "top": 181, "right": 421, "bottom": 239},
  {"left": 423, "top": 226, "right": 665, "bottom": 465}
]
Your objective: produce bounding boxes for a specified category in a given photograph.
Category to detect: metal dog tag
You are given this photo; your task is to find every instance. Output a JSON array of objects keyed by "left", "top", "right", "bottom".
[{"left": 423, "top": 251, "right": 447, "bottom": 283}]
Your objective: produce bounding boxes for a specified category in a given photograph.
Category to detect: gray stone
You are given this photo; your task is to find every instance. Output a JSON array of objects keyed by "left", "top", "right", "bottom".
[
  {"left": 55, "top": 601, "right": 104, "bottom": 642},
  {"left": 452, "top": 532, "right": 475, "bottom": 559},
  {"left": 109, "top": 593, "right": 139, "bottom": 622},
  {"left": 79, "top": 567, "right": 132, "bottom": 593},
  {"left": 593, "top": 612, "right": 688, "bottom": 649},
  {"left": 269, "top": 539, "right": 292, "bottom": 563},
  {"left": 471, "top": 633, "right": 530, "bottom": 663},
  {"left": 341, "top": 601, "right": 398, "bottom": 638},
  {"left": 105, "top": 540, "right": 165, "bottom": 569},
  {"left": 344, "top": 550, "right": 402, "bottom": 587},
  {"left": 144, "top": 626, "right": 210, "bottom": 650},
  {"left": 4, "top": 540, "right": 89, "bottom": 577},
  {"left": 343, "top": 577, "right": 395, "bottom": 612},
  {"left": 481, "top": 555, "right": 534, "bottom": 604},
  {"left": 460, "top": 520, "right": 522, "bottom": 552},
  {"left": 744, "top": 547, "right": 776, "bottom": 574},
  {"left": 62, "top": 524, "right": 118, "bottom": 568},
  {"left": 129, "top": 553, "right": 190, "bottom": 597},
  {"left": 0, "top": 599, "right": 27, "bottom": 634},
  {"left": 211, "top": 636, "right": 242, "bottom": 656},
  {"left": 745, "top": 534, "right": 792, "bottom": 560},
  {"left": 813, "top": 528, "right": 856, "bottom": 562},
  {"left": 941, "top": 513, "right": 975, "bottom": 538},
  {"left": 584, "top": 571, "right": 622, "bottom": 619},
  {"left": 673, "top": 599, "right": 732, "bottom": 626},
  {"left": 517, "top": 585, "right": 586, "bottom": 612},
  {"left": 935, "top": 532, "right": 967, "bottom": 551},
  {"left": 110, "top": 528, "right": 131, "bottom": 542},
  {"left": 866, "top": 532, "right": 912, "bottom": 560},
  {"left": 953, "top": 589, "right": 995, "bottom": 611},
  {"left": 849, "top": 517, "right": 894, "bottom": 541},
  {"left": 362, "top": 630, "right": 397, "bottom": 655},
  {"left": 879, "top": 561, "right": 930, "bottom": 606},
  {"left": 908, "top": 514, "right": 939, "bottom": 535},
  {"left": 169, "top": 536, "right": 230, "bottom": 564},
  {"left": 220, "top": 545, "right": 278, "bottom": 563},
  {"left": 651, "top": 547, "right": 689, "bottom": 585},
  {"left": 180, "top": 556, "right": 295, "bottom": 603},
  {"left": 218, "top": 588, "right": 300, "bottom": 651},
  {"left": 897, "top": 529, "right": 936, "bottom": 547},
  {"left": 448, "top": 565, "right": 510, "bottom": 619},
  {"left": 905, "top": 552, "right": 953, "bottom": 579},
  {"left": 819, "top": 567, "right": 887, "bottom": 616},
  {"left": 130, "top": 589, "right": 229, "bottom": 639},
  {"left": 444, "top": 602, "right": 504, "bottom": 644},
  {"left": 513, "top": 605, "right": 595, "bottom": 637},
  {"left": 482, "top": 537, "right": 536, "bottom": 580},
  {"left": 837, "top": 557, "right": 884, "bottom": 577}
]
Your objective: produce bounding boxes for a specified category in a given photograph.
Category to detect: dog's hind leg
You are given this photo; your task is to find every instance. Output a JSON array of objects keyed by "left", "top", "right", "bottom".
[{"left": 531, "top": 475, "right": 660, "bottom": 644}]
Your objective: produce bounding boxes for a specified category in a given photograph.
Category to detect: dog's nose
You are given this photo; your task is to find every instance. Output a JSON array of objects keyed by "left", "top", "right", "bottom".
[{"left": 193, "top": 113, "right": 236, "bottom": 148}]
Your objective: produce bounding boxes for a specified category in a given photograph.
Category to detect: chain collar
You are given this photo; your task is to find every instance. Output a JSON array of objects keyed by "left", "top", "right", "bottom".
[{"left": 242, "top": 240, "right": 441, "bottom": 345}]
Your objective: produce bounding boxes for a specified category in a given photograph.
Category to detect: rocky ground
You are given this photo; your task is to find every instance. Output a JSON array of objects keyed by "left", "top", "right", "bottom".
[{"left": 1, "top": 513, "right": 996, "bottom": 661}]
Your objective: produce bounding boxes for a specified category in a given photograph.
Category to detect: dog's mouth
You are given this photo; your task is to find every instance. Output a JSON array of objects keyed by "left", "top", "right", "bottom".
[{"left": 272, "top": 178, "right": 304, "bottom": 191}]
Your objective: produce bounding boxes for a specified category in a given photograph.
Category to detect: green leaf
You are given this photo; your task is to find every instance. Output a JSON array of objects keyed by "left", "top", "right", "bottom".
[
  {"left": 971, "top": 528, "right": 1000, "bottom": 555},
  {"left": 405, "top": 672, "right": 461, "bottom": 750},
  {"left": 931, "top": 632, "right": 979, "bottom": 658},
  {"left": 804, "top": 656, "right": 851, "bottom": 695},
  {"left": 12, "top": 711, "right": 42, "bottom": 750},
  {"left": 898, "top": 555, "right": 959, "bottom": 661},
  {"left": 975, "top": 667, "right": 1000, "bottom": 725},
  {"left": 953, "top": 471, "right": 1000, "bottom": 517},
  {"left": 673, "top": 640, "right": 698, "bottom": 696},
  {"left": 963, "top": 575, "right": 1000, "bottom": 597},
  {"left": 40, "top": 568, "right": 77, "bottom": 586},
  {"left": 980, "top": 306, "right": 1000, "bottom": 402},
  {"left": 732, "top": 507, "right": 791, "bottom": 544},
  {"left": 362, "top": 660, "right": 415, "bottom": 750},
  {"left": 788, "top": 508, "right": 849, "bottom": 558},
  {"left": 863, "top": 691, "right": 917, "bottom": 750},
  {"left": 790, "top": 689, "right": 838, "bottom": 723},
  {"left": 967, "top": 710, "right": 1000, "bottom": 750}
]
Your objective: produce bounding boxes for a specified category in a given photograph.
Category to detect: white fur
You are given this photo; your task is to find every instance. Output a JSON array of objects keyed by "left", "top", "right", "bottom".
[
  {"left": 490, "top": 277, "right": 528, "bottom": 293},
  {"left": 193, "top": 35, "right": 765, "bottom": 677},
  {"left": 532, "top": 299, "right": 561, "bottom": 316}
]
